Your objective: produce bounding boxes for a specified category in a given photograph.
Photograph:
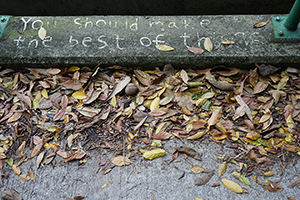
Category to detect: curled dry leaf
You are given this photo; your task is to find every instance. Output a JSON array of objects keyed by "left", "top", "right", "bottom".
[
  {"left": 188, "top": 47, "right": 204, "bottom": 54},
  {"left": 221, "top": 40, "right": 235, "bottom": 45},
  {"left": 253, "top": 22, "right": 268, "bottom": 28},
  {"left": 155, "top": 45, "right": 174, "bottom": 51},
  {"left": 176, "top": 146, "right": 202, "bottom": 161},
  {"left": 111, "top": 156, "right": 131, "bottom": 166},
  {"left": 194, "top": 170, "right": 214, "bottom": 186},
  {"left": 1, "top": 189, "right": 22, "bottom": 200},
  {"left": 262, "top": 181, "right": 283, "bottom": 192},
  {"left": 208, "top": 107, "right": 222, "bottom": 127},
  {"left": 187, "top": 131, "right": 205, "bottom": 140},
  {"left": 65, "top": 151, "right": 86, "bottom": 162},
  {"left": 12, "top": 164, "right": 21, "bottom": 175}
]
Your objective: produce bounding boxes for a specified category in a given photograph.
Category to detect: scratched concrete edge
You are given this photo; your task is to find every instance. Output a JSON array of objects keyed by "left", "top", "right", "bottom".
[{"left": 0, "top": 15, "right": 299, "bottom": 68}]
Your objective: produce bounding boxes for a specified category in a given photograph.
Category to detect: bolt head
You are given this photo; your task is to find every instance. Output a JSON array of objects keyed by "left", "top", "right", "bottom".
[
  {"left": 278, "top": 31, "right": 284, "bottom": 36},
  {"left": 275, "top": 16, "right": 280, "bottom": 21}
]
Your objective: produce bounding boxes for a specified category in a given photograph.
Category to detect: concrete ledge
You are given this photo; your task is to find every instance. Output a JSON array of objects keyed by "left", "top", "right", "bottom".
[{"left": 0, "top": 15, "right": 300, "bottom": 68}]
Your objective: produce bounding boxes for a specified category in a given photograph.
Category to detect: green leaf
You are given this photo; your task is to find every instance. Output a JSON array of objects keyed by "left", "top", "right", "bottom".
[{"left": 232, "top": 171, "right": 251, "bottom": 185}]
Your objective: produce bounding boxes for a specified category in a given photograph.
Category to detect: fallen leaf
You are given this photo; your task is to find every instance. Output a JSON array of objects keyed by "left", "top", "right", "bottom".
[
  {"left": 187, "top": 131, "right": 205, "bottom": 140},
  {"left": 218, "top": 162, "right": 227, "bottom": 177},
  {"left": 107, "top": 76, "right": 131, "bottom": 101},
  {"left": 1, "top": 189, "right": 22, "bottom": 200},
  {"left": 180, "top": 70, "right": 189, "bottom": 84},
  {"left": 168, "top": 150, "right": 179, "bottom": 164},
  {"left": 232, "top": 171, "right": 251, "bottom": 185},
  {"left": 65, "top": 151, "right": 86, "bottom": 162},
  {"left": 46, "top": 68, "right": 61, "bottom": 75},
  {"left": 176, "top": 146, "right": 202, "bottom": 160},
  {"left": 149, "top": 109, "right": 167, "bottom": 117},
  {"left": 221, "top": 40, "right": 235, "bottom": 45},
  {"left": 155, "top": 45, "right": 174, "bottom": 51},
  {"left": 72, "top": 91, "right": 87, "bottom": 100},
  {"left": 204, "top": 37, "right": 213, "bottom": 52},
  {"left": 288, "top": 177, "right": 300, "bottom": 188},
  {"left": 150, "top": 97, "right": 160, "bottom": 111},
  {"left": 221, "top": 178, "right": 243, "bottom": 193},
  {"left": 263, "top": 171, "right": 274, "bottom": 177},
  {"left": 194, "top": 170, "right": 214, "bottom": 185},
  {"left": 253, "top": 22, "right": 268, "bottom": 28},
  {"left": 111, "top": 156, "right": 131, "bottom": 166},
  {"left": 143, "top": 148, "right": 166, "bottom": 160},
  {"left": 262, "top": 181, "right": 283, "bottom": 192},
  {"left": 253, "top": 81, "right": 268, "bottom": 94},
  {"left": 191, "top": 165, "right": 206, "bottom": 174},
  {"left": 152, "top": 132, "right": 172, "bottom": 140},
  {"left": 20, "top": 174, "right": 31, "bottom": 181},
  {"left": 36, "top": 151, "right": 45, "bottom": 168},
  {"left": 38, "top": 27, "right": 47, "bottom": 40},
  {"left": 28, "top": 167, "right": 34, "bottom": 180},
  {"left": 12, "top": 164, "right": 21, "bottom": 175},
  {"left": 7, "top": 112, "right": 22, "bottom": 123},
  {"left": 208, "top": 107, "right": 222, "bottom": 127},
  {"left": 188, "top": 47, "right": 204, "bottom": 54}
]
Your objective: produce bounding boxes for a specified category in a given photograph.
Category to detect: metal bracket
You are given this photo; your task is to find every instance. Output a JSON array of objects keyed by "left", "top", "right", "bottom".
[
  {"left": 0, "top": 16, "right": 10, "bottom": 38},
  {"left": 272, "top": 16, "right": 300, "bottom": 39}
]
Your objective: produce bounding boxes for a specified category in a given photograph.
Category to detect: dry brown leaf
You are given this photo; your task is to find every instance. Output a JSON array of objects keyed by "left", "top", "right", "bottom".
[
  {"left": 253, "top": 22, "right": 268, "bottom": 28},
  {"left": 36, "top": 151, "right": 45, "bottom": 168},
  {"left": 246, "top": 131, "right": 261, "bottom": 140},
  {"left": 190, "top": 120, "right": 207, "bottom": 130},
  {"left": 218, "top": 162, "right": 227, "bottom": 177},
  {"left": 61, "top": 79, "right": 82, "bottom": 90},
  {"left": 65, "top": 151, "right": 86, "bottom": 162},
  {"left": 180, "top": 70, "right": 189, "bottom": 84},
  {"left": 262, "top": 181, "right": 283, "bottom": 192},
  {"left": 56, "top": 150, "right": 68, "bottom": 159},
  {"left": 152, "top": 132, "right": 172, "bottom": 140},
  {"left": 28, "top": 167, "right": 34, "bottom": 180},
  {"left": 46, "top": 68, "right": 61, "bottom": 75},
  {"left": 76, "top": 106, "right": 100, "bottom": 118},
  {"left": 149, "top": 109, "right": 167, "bottom": 117},
  {"left": 208, "top": 107, "right": 222, "bottom": 127},
  {"left": 188, "top": 47, "right": 204, "bottom": 54},
  {"left": 288, "top": 177, "right": 300, "bottom": 188},
  {"left": 176, "top": 146, "right": 202, "bottom": 161},
  {"left": 233, "top": 95, "right": 252, "bottom": 121},
  {"left": 1, "top": 189, "right": 22, "bottom": 200},
  {"left": 150, "top": 97, "right": 160, "bottom": 111},
  {"left": 30, "top": 143, "right": 43, "bottom": 158},
  {"left": 194, "top": 170, "right": 214, "bottom": 186},
  {"left": 253, "top": 81, "right": 268, "bottom": 94},
  {"left": 187, "top": 131, "right": 205, "bottom": 140},
  {"left": 20, "top": 174, "right": 31, "bottom": 181},
  {"left": 107, "top": 76, "right": 131, "bottom": 100},
  {"left": 155, "top": 45, "right": 174, "bottom": 51},
  {"left": 111, "top": 156, "right": 131, "bottom": 166},
  {"left": 7, "top": 112, "right": 22, "bottom": 123}
]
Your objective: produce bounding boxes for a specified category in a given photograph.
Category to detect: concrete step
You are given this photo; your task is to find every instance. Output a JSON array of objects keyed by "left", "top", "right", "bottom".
[{"left": 0, "top": 15, "right": 299, "bottom": 68}]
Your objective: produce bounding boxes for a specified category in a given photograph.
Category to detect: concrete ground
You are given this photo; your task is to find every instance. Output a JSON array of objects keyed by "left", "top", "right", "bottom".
[{"left": 2, "top": 139, "right": 299, "bottom": 200}]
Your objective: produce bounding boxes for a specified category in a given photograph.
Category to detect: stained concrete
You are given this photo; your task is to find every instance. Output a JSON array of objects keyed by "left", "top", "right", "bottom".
[
  {"left": 0, "top": 15, "right": 300, "bottom": 69},
  {"left": 1, "top": 140, "right": 300, "bottom": 200}
]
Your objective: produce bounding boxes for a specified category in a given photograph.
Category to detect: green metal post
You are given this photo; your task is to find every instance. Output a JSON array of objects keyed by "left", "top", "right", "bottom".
[{"left": 284, "top": 0, "right": 300, "bottom": 31}]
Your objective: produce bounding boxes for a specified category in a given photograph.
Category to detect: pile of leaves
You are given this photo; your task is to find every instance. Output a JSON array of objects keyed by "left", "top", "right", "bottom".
[{"left": 0, "top": 63, "right": 300, "bottom": 196}]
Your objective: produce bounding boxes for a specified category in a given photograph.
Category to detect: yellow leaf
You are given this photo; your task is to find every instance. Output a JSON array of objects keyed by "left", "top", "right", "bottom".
[
  {"left": 32, "top": 98, "right": 39, "bottom": 110},
  {"left": 204, "top": 37, "right": 213, "bottom": 52},
  {"left": 286, "top": 115, "right": 295, "bottom": 129},
  {"left": 47, "top": 126, "right": 61, "bottom": 133},
  {"left": 218, "top": 162, "right": 227, "bottom": 177},
  {"left": 72, "top": 91, "right": 87, "bottom": 100},
  {"left": 253, "top": 22, "right": 268, "bottom": 28},
  {"left": 68, "top": 66, "right": 80, "bottom": 71},
  {"left": 12, "top": 164, "right": 21, "bottom": 175},
  {"left": 221, "top": 178, "right": 243, "bottom": 193},
  {"left": 28, "top": 167, "right": 34, "bottom": 180},
  {"left": 142, "top": 148, "right": 166, "bottom": 160},
  {"left": 128, "top": 131, "right": 135, "bottom": 140},
  {"left": 263, "top": 171, "right": 274, "bottom": 177},
  {"left": 20, "top": 174, "right": 31, "bottom": 181},
  {"left": 246, "top": 131, "right": 261, "bottom": 140},
  {"left": 111, "top": 156, "right": 131, "bottom": 166},
  {"left": 7, "top": 158, "right": 13, "bottom": 166},
  {"left": 38, "top": 27, "right": 47, "bottom": 40},
  {"left": 221, "top": 40, "right": 235, "bottom": 45},
  {"left": 150, "top": 97, "right": 160, "bottom": 111},
  {"left": 43, "top": 143, "right": 51, "bottom": 149},
  {"left": 155, "top": 45, "right": 174, "bottom": 51},
  {"left": 191, "top": 165, "right": 205, "bottom": 174},
  {"left": 194, "top": 198, "right": 203, "bottom": 200},
  {"left": 187, "top": 131, "right": 205, "bottom": 140},
  {"left": 102, "top": 183, "right": 108, "bottom": 188},
  {"left": 0, "top": 152, "right": 6, "bottom": 159},
  {"left": 41, "top": 89, "right": 48, "bottom": 99},
  {"left": 110, "top": 95, "right": 117, "bottom": 107}
]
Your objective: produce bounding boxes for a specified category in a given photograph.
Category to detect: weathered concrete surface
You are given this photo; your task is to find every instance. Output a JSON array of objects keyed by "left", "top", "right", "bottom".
[
  {"left": 0, "top": 15, "right": 300, "bottom": 68},
  {"left": 0, "top": 0, "right": 295, "bottom": 15},
  {"left": 1, "top": 140, "right": 300, "bottom": 200}
]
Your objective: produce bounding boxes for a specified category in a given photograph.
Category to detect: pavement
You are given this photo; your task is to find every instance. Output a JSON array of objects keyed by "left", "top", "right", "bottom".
[{"left": 2, "top": 139, "right": 300, "bottom": 200}]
